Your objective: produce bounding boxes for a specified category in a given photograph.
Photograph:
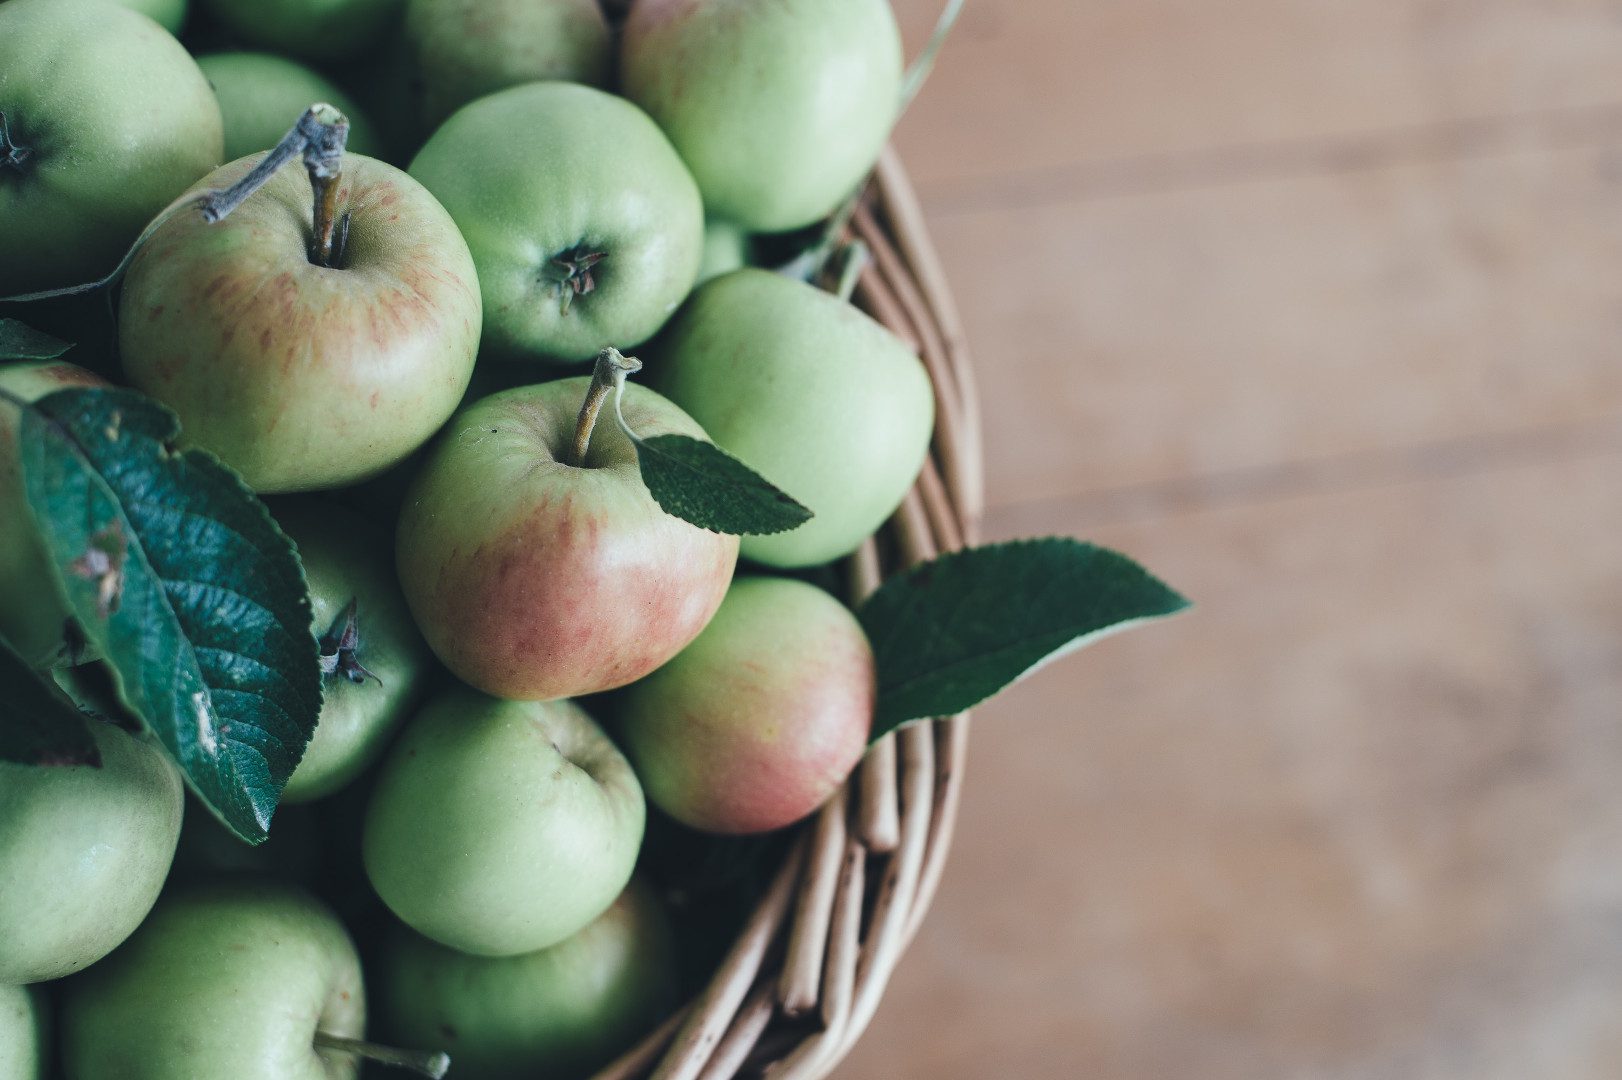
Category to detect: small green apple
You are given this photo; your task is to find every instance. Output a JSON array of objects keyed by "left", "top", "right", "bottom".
[
  {"left": 60, "top": 881, "right": 366, "bottom": 1080},
  {"left": 376, "top": 879, "right": 678, "bottom": 1080},
  {"left": 617, "top": 576, "right": 873, "bottom": 834},
  {"left": 0, "top": 985, "right": 47, "bottom": 1080},
  {"left": 402, "top": 0, "right": 611, "bottom": 131},
  {"left": 273, "top": 500, "right": 433, "bottom": 803},
  {"left": 0, "top": 721, "right": 183, "bottom": 984},
  {"left": 0, "top": 0, "right": 223, "bottom": 294},
  {"left": 621, "top": 0, "right": 902, "bottom": 232},
  {"left": 118, "top": 153, "right": 482, "bottom": 494},
  {"left": 112, "top": 0, "right": 187, "bottom": 33},
  {"left": 409, "top": 81, "right": 702, "bottom": 362},
  {"left": 197, "top": 53, "right": 380, "bottom": 163},
  {"left": 650, "top": 268, "right": 934, "bottom": 568},
  {"left": 394, "top": 377, "right": 737, "bottom": 702},
  {"left": 363, "top": 688, "right": 645, "bottom": 957},
  {"left": 697, "top": 219, "right": 749, "bottom": 285},
  {"left": 0, "top": 362, "right": 106, "bottom": 670},
  {"left": 197, "top": 0, "right": 404, "bottom": 63}
]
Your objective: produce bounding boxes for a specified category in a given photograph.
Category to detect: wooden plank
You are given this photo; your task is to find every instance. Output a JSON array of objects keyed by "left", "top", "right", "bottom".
[
  {"left": 841, "top": 446, "right": 1622, "bottom": 1080},
  {"left": 924, "top": 141, "right": 1622, "bottom": 510},
  {"left": 891, "top": 0, "right": 1622, "bottom": 204}
]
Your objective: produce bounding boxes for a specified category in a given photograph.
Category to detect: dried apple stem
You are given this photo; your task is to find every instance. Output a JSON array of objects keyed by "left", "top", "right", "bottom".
[
  {"left": 833, "top": 240, "right": 869, "bottom": 303},
  {"left": 313, "top": 1033, "right": 449, "bottom": 1079},
  {"left": 570, "top": 346, "right": 643, "bottom": 467}
]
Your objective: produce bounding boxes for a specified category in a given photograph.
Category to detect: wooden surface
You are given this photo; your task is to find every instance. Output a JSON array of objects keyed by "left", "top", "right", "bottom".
[{"left": 841, "top": 2, "right": 1622, "bottom": 1077}]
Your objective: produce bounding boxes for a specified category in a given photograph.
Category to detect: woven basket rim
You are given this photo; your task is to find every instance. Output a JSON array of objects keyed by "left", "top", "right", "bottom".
[{"left": 591, "top": 150, "right": 983, "bottom": 1080}]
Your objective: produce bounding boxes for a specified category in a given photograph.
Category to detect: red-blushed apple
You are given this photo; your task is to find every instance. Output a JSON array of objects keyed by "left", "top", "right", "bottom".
[
  {"left": 0, "top": 362, "right": 107, "bottom": 670},
  {"left": 362, "top": 688, "right": 645, "bottom": 957},
  {"left": 118, "top": 153, "right": 481, "bottom": 495},
  {"left": 394, "top": 375, "right": 738, "bottom": 702},
  {"left": 375, "top": 879, "right": 678, "bottom": 1080},
  {"left": 615, "top": 576, "right": 874, "bottom": 835}
]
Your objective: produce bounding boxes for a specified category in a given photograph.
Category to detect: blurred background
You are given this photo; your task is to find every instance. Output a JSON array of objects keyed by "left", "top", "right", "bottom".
[{"left": 845, "top": 2, "right": 1622, "bottom": 1077}]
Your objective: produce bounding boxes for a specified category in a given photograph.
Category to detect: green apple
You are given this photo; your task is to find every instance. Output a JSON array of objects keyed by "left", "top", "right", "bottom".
[
  {"left": 119, "top": 152, "right": 481, "bottom": 494},
  {"left": 0, "top": 362, "right": 106, "bottom": 670},
  {"left": 0, "top": 985, "right": 47, "bottom": 1080},
  {"left": 402, "top": 0, "right": 611, "bottom": 132},
  {"left": 650, "top": 268, "right": 934, "bottom": 568},
  {"left": 409, "top": 81, "right": 702, "bottom": 363},
  {"left": 395, "top": 377, "right": 737, "bottom": 702},
  {"left": 617, "top": 576, "right": 873, "bottom": 834},
  {"left": 0, "top": 0, "right": 222, "bottom": 294},
  {"left": 621, "top": 0, "right": 902, "bottom": 232},
  {"left": 0, "top": 721, "right": 183, "bottom": 984},
  {"left": 168, "top": 796, "right": 323, "bottom": 886},
  {"left": 197, "top": 53, "right": 380, "bottom": 163},
  {"left": 697, "top": 219, "right": 749, "bottom": 284},
  {"left": 376, "top": 879, "right": 678, "bottom": 1080},
  {"left": 197, "top": 0, "right": 404, "bottom": 63},
  {"left": 113, "top": 0, "right": 187, "bottom": 33},
  {"left": 60, "top": 881, "right": 365, "bottom": 1080},
  {"left": 272, "top": 500, "right": 433, "bottom": 803},
  {"left": 363, "top": 688, "right": 645, "bottom": 957}
]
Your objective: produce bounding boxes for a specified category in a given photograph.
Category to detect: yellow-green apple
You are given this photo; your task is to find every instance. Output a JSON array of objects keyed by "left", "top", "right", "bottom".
[
  {"left": 617, "top": 576, "right": 873, "bottom": 834},
  {"left": 0, "top": 362, "right": 106, "bottom": 670},
  {"left": 0, "top": 721, "right": 183, "bottom": 983},
  {"left": 197, "top": 53, "right": 381, "bottom": 162},
  {"left": 118, "top": 153, "right": 482, "bottom": 494},
  {"left": 650, "top": 268, "right": 933, "bottom": 568},
  {"left": 376, "top": 879, "right": 678, "bottom": 1080},
  {"left": 621, "top": 0, "right": 902, "bottom": 231},
  {"left": 409, "top": 82, "right": 702, "bottom": 362},
  {"left": 59, "top": 882, "right": 368, "bottom": 1079},
  {"left": 394, "top": 377, "right": 737, "bottom": 702},
  {"left": 0, "top": 0, "right": 222, "bottom": 294},
  {"left": 273, "top": 500, "right": 433, "bottom": 803},
  {"left": 402, "top": 0, "right": 611, "bottom": 131},
  {"left": 363, "top": 689, "right": 645, "bottom": 957}
]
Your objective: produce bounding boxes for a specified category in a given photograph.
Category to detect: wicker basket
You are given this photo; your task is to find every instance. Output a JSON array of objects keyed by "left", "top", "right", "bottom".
[{"left": 590, "top": 149, "right": 985, "bottom": 1080}]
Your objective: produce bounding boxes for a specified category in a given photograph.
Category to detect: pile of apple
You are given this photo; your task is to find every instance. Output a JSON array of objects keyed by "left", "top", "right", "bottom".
[{"left": 0, "top": 0, "right": 936, "bottom": 1077}]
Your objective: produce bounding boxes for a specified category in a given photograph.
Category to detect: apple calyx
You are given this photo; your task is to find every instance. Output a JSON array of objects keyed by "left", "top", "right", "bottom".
[
  {"left": 316, "top": 598, "right": 380, "bottom": 686},
  {"left": 543, "top": 246, "right": 608, "bottom": 315},
  {"left": 568, "top": 346, "right": 642, "bottom": 467},
  {"left": 0, "top": 112, "right": 31, "bottom": 172},
  {"left": 313, "top": 1032, "right": 449, "bottom": 1079}
]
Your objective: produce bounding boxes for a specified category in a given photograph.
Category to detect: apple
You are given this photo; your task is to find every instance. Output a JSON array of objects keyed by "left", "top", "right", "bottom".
[
  {"left": 408, "top": 81, "right": 702, "bottom": 363},
  {"left": 375, "top": 879, "right": 678, "bottom": 1080},
  {"left": 402, "top": 0, "right": 612, "bottom": 132},
  {"left": 60, "top": 881, "right": 367, "bottom": 1080},
  {"left": 272, "top": 500, "right": 433, "bottom": 803},
  {"left": 0, "top": 985, "right": 47, "bottom": 1080},
  {"left": 395, "top": 375, "right": 737, "bottom": 702},
  {"left": 113, "top": 0, "right": 187, "bottom": 33},
  {"left": 650, "top": 268, "right": 934, "bottom": 568},
  {"left": 196, "top": 0, "right": 404, "bottom": 63},
  {"left": 363, "top": 688, "right": 645, "bottom": 957},
  {"left": 118, "top": 152, "right": 482, "bottom": 494},
  {"left": 197, "top": 53, "right": 381, "bottom": 163},
  {"left": 697, "top": 220, "right": 749, "bottom": 285},
  {"left": 0, "top": 362, "right": 107, "bottom": 670},
  {"left": 617, "top": 576, "right": 873, "bottom": 834},
  {"left": 0, "top": 0, "right": 222, "bottom": 295},
  {"left": 0, "top": 720, "right": 183, "bottom": 984},
  {"left": 621, "top": 0, "right": 903, "bottom": 232},
  {"left": 168, "top": 796, "right": 323, "bottom": 886}
]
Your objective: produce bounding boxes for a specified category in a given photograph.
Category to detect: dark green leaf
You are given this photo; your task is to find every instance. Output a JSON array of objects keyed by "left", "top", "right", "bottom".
[
  {"left": 0, "top": 319, "right": 71, "bottom": 362},
  {"left": 860, "top": 538, "right": 1190, "bottom": 739},
  {"left": 18, "top": 388, "right": 321, "bottom": 842},
  {"left": 0, "top": 637, "right": 100, "bottom": 767},
  {"left": 634, "top": 433, "right": 812, "bottom": 536}
]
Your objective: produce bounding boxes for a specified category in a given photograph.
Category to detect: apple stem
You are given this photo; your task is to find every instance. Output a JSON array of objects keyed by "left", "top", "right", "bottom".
[
  {"left": 0, "top": 112, "right": 31, "bottom": 172},
  {"left": 570, "top": 346, "right": 643, "bottom": 466},
  {"left": 832, "top": 239, "right": 869, "bottom": 303},
  {"left": 313, "top": 1033, "right": 450, "bottom": 1079},
  {"left": 201, "top": 104, "right": 348, "bottom": 225},
  {"left": 899, "top": 0, "right": 966, "bottom": 115}
]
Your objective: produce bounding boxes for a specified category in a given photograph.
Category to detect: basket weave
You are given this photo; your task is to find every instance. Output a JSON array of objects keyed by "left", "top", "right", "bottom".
[{"left": 590, "top": 149, "right": 984, "bottom": 1080}]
